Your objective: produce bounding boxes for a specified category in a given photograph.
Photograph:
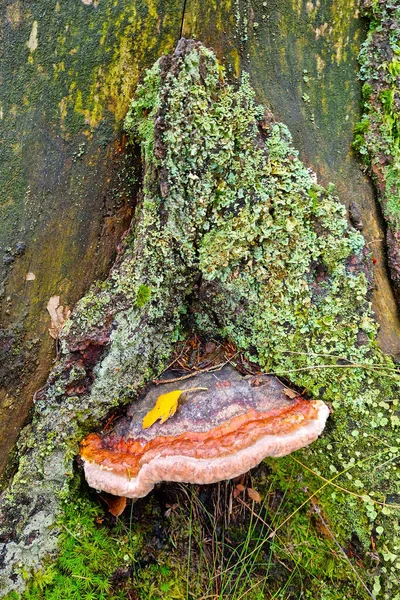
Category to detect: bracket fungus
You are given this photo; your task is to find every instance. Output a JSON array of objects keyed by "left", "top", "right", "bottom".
[{"left": 80, "top": 366, "right": 329, "bottom": 498}]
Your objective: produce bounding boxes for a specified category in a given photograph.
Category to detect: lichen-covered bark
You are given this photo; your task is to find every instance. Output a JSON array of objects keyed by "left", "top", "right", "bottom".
[
  {"left": 355, "top": 0, "right": 400, "bottom": 303},
  {"left": 182, "top": 0, "right": 400, "bottom": 358},
  {"left": 0, "top": 0, "right": 184, "bottom": 476},
  {"left": 1, "top": 40, "right": 399, "bottom": 599}
]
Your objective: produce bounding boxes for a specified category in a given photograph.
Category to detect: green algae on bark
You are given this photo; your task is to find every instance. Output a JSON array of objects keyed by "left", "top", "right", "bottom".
[
  {"left": 355, "top": 0, "right": 400, "bottom": 303},
  {"left": 1, "top": 40, "right": 400, "bottom": 599},
  {"left": 0, "top": 0, "right": 183, "bottom": 477}
]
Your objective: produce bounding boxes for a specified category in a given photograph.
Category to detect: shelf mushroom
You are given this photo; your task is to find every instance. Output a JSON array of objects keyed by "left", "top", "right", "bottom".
[{"left": 80, "top": 366, "right": 329, "bottom": 498}]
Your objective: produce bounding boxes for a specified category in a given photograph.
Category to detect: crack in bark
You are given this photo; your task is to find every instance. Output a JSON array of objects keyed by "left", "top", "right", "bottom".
[
  {"left": 369, "top": 176, "right": 400, "bottom": 324},
  {"left": 179, "top": 0, "right": 188, "bottom": 42}
]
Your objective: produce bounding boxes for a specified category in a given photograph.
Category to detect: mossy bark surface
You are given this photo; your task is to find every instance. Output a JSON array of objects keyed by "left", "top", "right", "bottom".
[
  {"left": 2, "top": 0, "right": 400, "bottom": 482},
  {"left": 0, "top": 0, "right": 184, "bottom": 475},
  {"left": 355, "top": 0, "right": 400, "bottom": 302},
  {"left": 1, "top": 39, "right": 400, "bottom": 599},
  {"left": 182, "top": 0, "right": 400, "bottom": 358}
]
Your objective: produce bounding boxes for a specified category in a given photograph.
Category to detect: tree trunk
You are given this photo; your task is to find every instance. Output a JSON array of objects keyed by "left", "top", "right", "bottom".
[
  {"left": 0, "top": 0, "right": 184, "bottom": 475},
  {"left": 1, "top": 1, "right": 399, "bottom": 599}
]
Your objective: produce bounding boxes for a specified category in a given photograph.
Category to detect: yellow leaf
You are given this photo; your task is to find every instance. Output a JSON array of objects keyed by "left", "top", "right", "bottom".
[{"left": 142, "top": 388, "right": 207, "bottom": 429}]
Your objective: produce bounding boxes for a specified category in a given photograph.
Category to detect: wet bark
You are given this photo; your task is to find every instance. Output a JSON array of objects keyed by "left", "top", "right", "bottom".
[
  {"left": 1, "top": 3, "right": 400, "bottom": 598},
  {"left": 0, "top": 0, "right": 184, "bottom": 476}
]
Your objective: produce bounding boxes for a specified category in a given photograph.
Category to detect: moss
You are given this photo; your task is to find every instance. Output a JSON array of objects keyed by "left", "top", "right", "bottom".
[
  {"left": 7, "top": 472, "right": 375, "bottom": 600},
  {"left": 4, "top": 489, "right": 141, "bottom": 600},
  {"left": 3, "top": 478, "right": 192, "bottom": 600},
  {"left": 135, "top": 284, "right": 152, "bottom": 307}
]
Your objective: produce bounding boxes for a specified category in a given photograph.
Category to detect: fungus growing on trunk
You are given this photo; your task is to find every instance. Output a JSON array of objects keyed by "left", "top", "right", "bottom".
[{"left": 80, "top": 366, "right": 329, "bottom": 498}]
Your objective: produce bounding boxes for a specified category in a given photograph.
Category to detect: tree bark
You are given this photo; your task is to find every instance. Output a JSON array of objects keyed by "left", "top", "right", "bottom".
[
  {"left": 0, "top": 0, "right": 184, "bottom": 475},
  {"left": 1, "top": 2, "right": 399, "bottom": 599}
]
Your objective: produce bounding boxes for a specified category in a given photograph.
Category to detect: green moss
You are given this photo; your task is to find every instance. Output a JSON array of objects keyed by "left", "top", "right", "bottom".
[
  {"left": 4, "top": 479, "right": 192, "bottom": 600},
  {"left": 4, "top": 493, "right": 138, "bottom": 600},
  {"left": 9, "top": 473, "right": 372, "bottom": 600},
  {"left": 135, "top": 284, "right": 152, "bottom": 307}
]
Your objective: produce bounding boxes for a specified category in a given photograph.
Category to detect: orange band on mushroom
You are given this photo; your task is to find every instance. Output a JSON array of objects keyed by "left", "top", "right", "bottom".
[{"left": 81, "top": 399, "right": 318, "bottom": 477}]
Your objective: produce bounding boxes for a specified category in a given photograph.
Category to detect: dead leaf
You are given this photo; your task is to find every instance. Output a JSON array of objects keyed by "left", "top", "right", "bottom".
[
  {"left": 103, "top": 494, "right": 127, "bottom": 517},
  {"left": 142, "top": 387, "right": 207, "bottom": 429},
  {"left": 204, "top": 341, "right": 217, "bottom": 354},
  {"left": 164, "top": 502, "right": 179, "bottom": 517},
  {"left": 235, "top": 484, "right": 246, "bottom": 492},
  {"left": 47, "top": 295, "right": 70, "bottom": 339},
  {"left": 283, "top": 388, "right": 299, "bottom": 399},
  {"left": 247, "top": 488, "right": 261, "bottom": 503}
]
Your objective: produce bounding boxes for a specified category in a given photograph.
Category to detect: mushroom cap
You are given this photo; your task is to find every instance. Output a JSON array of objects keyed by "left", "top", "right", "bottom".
[{"left": 80, "top": 366, "right": 329, "bottom": 498}]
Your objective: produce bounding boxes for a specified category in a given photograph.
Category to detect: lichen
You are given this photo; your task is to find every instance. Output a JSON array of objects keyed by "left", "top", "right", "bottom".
[
  {"left": 354, "top": 0, "right": 400, "bottom": 301},
  {"left": 1, "top": 39, "right": 400, "bottom": 599},
  {"left": 125, "top": 39, "right": 400, "bottom": 599}
]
